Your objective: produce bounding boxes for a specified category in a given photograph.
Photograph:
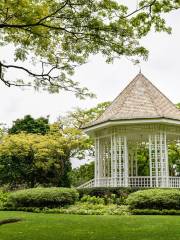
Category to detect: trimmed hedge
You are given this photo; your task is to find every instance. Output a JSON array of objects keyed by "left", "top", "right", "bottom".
[
  {"left": 77, "top": 187, "right": 142, "bottom": 198},
  {"left": 131, "top": 209, "right": 180, "bottom": 215},
  {"left": 126, "top": 189, "right": 180, "bottom": 210},
  {"left": 6, "top": 187, "right": 79, "bottom": 208}
]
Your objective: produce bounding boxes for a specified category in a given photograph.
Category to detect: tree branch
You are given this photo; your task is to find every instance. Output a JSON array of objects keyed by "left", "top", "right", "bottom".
[{"left": 124, "top": 0, "right": 157, "bottom": 18}]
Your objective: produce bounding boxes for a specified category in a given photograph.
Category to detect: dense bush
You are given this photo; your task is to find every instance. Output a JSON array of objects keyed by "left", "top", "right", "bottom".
[
  {"left": 77, "top": 187, "right": 141, "bottom": 198},
  {"left": 126, "top": 189, "right": 180, "bottom": 210},
  {"left": 80, "top": 194, "right": 127, "bottom": 205},
  {"left": 80, "top": 195, "right": 105, "bottom": 205},
  {"left": 6, "top": 187, "right": 79, "bottom": 208}
]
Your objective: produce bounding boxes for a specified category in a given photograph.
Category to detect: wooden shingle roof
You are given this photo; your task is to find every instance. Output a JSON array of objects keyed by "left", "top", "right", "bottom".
[{"left": 85, "top": 73, "right": 180, "bottom": 129}]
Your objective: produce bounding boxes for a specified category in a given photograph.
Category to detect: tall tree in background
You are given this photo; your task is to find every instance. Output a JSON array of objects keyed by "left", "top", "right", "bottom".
[
  {"left": 70, "top": 162, "right": 94, "bottom": 187},
  {"left": 0, "top": 0, "right": 179, "bottom": 97},
  {"left": 63, "top": 102, "right": 111, "bottom": 128},
  {"left": 0, "top": 127, "right": 91, "bottom": 188},
  {"left": 8, "top": 115, "right": 50, "bottom": 135}
]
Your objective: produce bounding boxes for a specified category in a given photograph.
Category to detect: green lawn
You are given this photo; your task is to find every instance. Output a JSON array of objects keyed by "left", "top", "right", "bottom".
[{"left": 0, "top": 211, "right": 180, "bottom": 240}]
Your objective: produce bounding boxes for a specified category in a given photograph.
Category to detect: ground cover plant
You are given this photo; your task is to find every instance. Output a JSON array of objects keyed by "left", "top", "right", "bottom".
[
  {"left": 1, "top": 212, "right": 180, "bottom": 240},
  {"left": 11, "top": 203, "right": 129, "bottom": 216}
]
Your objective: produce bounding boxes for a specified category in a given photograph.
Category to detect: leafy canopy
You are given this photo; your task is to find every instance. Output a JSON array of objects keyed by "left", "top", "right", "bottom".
[
  {"left": 0, "top": 126, "right": 90, "bottom": 188},
  {"left": 0, "top": 0, "right": 180, "bottom": 97},
  {"left": 8, "top": 115, "right": 50, "bottom": 135},
  {"left": 70, "top": 161, "right": 94, "bottom": 187},
  {"left": 62, "top": 101, "right": 111, "bottom": 128}
]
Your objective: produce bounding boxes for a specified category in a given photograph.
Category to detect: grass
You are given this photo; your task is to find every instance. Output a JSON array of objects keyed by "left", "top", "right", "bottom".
[{"left": 1, "top": 211, "right": 180, "bottom": 240}]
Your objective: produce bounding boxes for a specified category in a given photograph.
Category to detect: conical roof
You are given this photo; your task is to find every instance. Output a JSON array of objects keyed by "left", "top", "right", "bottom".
[{"left": 85, "top": 73, "right": 180, "bottom": 129}]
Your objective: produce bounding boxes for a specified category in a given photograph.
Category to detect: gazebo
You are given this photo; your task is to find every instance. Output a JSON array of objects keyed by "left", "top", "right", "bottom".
[{"left": 79, "top": 73, "right": 180, "bottom": 188}]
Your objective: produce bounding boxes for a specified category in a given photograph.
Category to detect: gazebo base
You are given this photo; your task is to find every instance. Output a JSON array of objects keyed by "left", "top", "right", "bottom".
[{"left": 77, "top": 177, "right": 180, "bottom": 189}]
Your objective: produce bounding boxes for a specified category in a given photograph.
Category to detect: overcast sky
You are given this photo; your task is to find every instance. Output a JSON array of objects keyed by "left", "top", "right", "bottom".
[{"left": 0, "top": 1, "right": 180, "bottom": 127}]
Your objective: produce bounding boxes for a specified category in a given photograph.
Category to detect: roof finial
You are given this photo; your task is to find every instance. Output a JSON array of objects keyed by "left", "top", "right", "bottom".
[{"left": 138, "top": 65, "right": 142, "bottom": 74}]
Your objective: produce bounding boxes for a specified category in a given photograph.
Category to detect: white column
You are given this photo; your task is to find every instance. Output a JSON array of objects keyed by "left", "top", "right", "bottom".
[
  {"left": 155, "top": 134, "right": 159, "bottom": 187},
  {"left": 164, "top": 133, "right": 169, "bottom": 187},
  {"left": 114, "top": 133, "right": 117, "bottom": 187},
  {"left": 124, "top": 137, "right": 129, "bottom": 187},
  {"left": 149, "top": 136, "right": 153, "bottom": 187},
  {"left": 118, "top": 136, "right": 122, "bottom": 186},
  {"left": 111, "top": 134, "right": 114, "bottom": 187},
  {"left": 95, "top": 137, "right": 100, "bottom": 187},
  {"left": 111, "top": 132, "right": 117, "bottom": 187}
]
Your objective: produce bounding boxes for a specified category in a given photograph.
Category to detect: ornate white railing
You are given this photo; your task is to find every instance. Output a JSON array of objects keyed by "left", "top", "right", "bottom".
[
  {"left": 128, "top": 176, "right": 152, "bottom": 188},
  {"left": 169, "top": 177, "right": 180, "bottom": 188},
  {"left": 78, "top": 176, "right": 180, "bottom": 189}
]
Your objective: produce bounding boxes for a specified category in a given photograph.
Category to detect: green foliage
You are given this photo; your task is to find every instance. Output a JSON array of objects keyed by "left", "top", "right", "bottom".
[
  {"left": 3, "top": 203, "right": 130, "bottom": 216},
  {"left": 43, "top": 204, "right": 130, "bottom": 216},
  {"left": 0, "top": 128, "right": 90, "bottom": 187},
  {"left": 176, "top": 103, "right": 180, "bottom": 109},
  {"left": 80, "top": 194, "right": 126, "bottom": 205},
  {"left": 77, "top": 187, "right": 140, "bottom": 198},
  {"left": 168, "top": 143, "right": 180, "bottom": 175},
  {"left": 137, "top": 145, "right": 150, "bottom": 176},
  {"left": 70, "top": 162, "right": 94, "bottom": 187},
  {"left": 64, "top": 102, "right": 111, "bottom": 128},
  {"left": 126, "top": 189, "right": 180, "bottom": 210},
  {"left": 80, "top": 195, "right": 105, "bottom": 205},
  {"left": 8, "top": 115, "right": 50, "bottom": 135},
  {"left": 1, "top": 1, "right": 179, "bottom": 96},
  {"left": 6, "top": 188, "right": 79, "bottom": 208},
  {"left": 0, "top": 190, "right": 9, "bottom": 208}
]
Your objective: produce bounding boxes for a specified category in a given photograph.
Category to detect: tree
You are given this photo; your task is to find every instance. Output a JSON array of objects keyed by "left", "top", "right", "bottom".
[
  {"left": 8, "top": 115, "right": 50, "bottom": 135},
  {"left": 63, "top": 101, "right": 111, "bottom": 128},
  {"left": 0, "top": 0, "right": 179, "bottom": 97},
  {"left": 177, "top": 103, "right": 180, "bottom": 109},
  {"left": 70, "top": 161, "right": 94, "bottom": 187},
  {"left": 0, "top": 126, "right": 91, "bottom": 188}
]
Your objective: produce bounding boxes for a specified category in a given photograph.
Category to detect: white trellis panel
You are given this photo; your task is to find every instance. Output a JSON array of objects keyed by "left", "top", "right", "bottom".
[
  {"left": 95, "top": 136, "right": 111, "bottom": 187},
  {"left": 149, "top": 132, "right": 169, "bottom": 187},
  {"left": 111, "top": 134, "right": 128, "bottom": 187}
]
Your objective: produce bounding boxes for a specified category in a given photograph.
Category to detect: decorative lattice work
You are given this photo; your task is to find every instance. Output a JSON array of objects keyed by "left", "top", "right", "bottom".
[
  {"left": 149, "top": 132, "right": 169, "bottom": 187},
  {"left": 95, "top": 137, "right": 111, "bottom": 179},
  {"left": 111, "top": 135, "right": 128, "bottom": 187}
]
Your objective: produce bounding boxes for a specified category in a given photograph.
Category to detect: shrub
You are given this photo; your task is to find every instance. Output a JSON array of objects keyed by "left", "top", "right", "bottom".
[
  {"left": 3, "top": 203, "right": 130, "bottom": 215},
  {"left": 77, "top": 187, "right": 141, "bottom": 198},
  {"left": 131, "top": 209, "right": 180, "bottom": 215},
  {"left": 0, "top": 189, "right": 9, "bottom": 208},
  {"left": 78, "top": 187, "right": 143, "bottom": 206},
  {"left": 126, "top": 189, "right": 180, "bottom": 210},
  {"left": 6, "top": 187, "right": 79, "bottom": 208},
  {"left": 80, "top": 195, "right": 105, "bottom": 205}
]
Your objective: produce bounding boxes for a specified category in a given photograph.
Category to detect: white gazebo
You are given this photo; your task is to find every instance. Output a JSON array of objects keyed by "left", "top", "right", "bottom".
[{"left": 79, "top": 73, "right": 180, "bottom": 188}]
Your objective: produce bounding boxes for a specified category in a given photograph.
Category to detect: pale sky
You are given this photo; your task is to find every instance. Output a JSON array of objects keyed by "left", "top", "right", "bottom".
[{"left": 0, "top": 1, "right": 180, "bottom": 127}]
